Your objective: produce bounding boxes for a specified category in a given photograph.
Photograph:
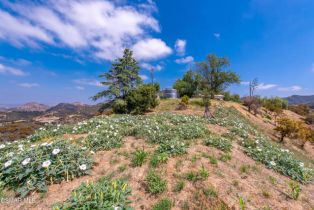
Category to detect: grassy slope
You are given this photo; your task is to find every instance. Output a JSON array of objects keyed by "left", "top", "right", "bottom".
[{"left": 1, "top": 99, "right": 313, "bottom": 210}]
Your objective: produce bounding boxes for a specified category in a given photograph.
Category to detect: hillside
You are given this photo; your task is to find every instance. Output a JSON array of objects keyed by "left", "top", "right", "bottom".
[
  {"left": 0, "top": 99, "right": 313, "bottom": 210},
  {"left": 285, "top": 95, "right": 314, "bottom": 107}
]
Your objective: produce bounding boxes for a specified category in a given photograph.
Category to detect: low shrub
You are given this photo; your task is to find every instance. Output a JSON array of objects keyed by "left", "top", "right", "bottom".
[
  {"left": 145, "top": 170, "right": 167, "bottom": 194},
  {"left": 53, "top": 177, "right": 132, "bottom": 209},
  {"left": 156, "top": 140, "right": 188, "bottom": 156},
  {"left": 204, "top": 135, "right": 232, "bottom": 152},
  {"left": 131, "top": 149, "right": 148, "bottom": 167},
  {"left": 150, "top": 152, "right": 169, "bottom": 168},
  {"left": 0, "top": 140, "right": 93, "bottom": 197},
  {"left": 152, "top": 198, "right": 172, "bottom": 210}
]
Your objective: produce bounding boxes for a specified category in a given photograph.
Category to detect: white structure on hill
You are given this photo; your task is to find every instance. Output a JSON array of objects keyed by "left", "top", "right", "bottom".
[{"left": 161, "top": 88, "right": 178, "bottom": 99}]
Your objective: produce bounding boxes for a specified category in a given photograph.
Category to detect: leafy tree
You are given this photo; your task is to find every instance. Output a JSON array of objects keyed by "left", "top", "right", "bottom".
[
  {"left": 92, "top": 49, "right": 141, "bottom": 111},
  {"left": 173, "top": 70, "right": 200, "bottom": 97},
  {"left": 196, "top": 54, "right": 240, "bottom": 117},
  {"left": 275, "top": 118, "right": 300, "bottom": 142}
]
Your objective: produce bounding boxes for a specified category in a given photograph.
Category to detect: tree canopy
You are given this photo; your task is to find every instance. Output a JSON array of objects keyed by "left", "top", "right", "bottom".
[
  {"left": 92, "top": 48, "right": 141, "bottom": 103},
  {"left": 173, "top": 70, "right": 201, "bottom": 97},
  {"left": 196, "top": 54, "right": 240, "bottom": 117}
]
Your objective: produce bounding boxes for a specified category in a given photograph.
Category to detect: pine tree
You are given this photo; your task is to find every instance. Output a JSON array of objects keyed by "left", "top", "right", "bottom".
[{"left": 92, "top": 49, "right": 142, "bottom": 106}]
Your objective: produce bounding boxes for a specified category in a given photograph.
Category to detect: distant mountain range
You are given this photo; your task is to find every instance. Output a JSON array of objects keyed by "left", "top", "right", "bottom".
[
  {"left": 0, "top": 102, "right": 101, "bottom": 123},
  {"left": 284, "top": 95, "right": 314, "bottom": 107}
]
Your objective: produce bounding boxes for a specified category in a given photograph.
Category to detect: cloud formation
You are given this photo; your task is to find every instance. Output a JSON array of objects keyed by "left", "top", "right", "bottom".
[
  {"left": 141, "top": 63, "right": 163, "bottom": 71},
  {"left": 175, "top": 56, "right": 194, "bottom": 64},
  {"left": 18, "top": 83, "right": 39, "bottom": 88},
  {"left": 256, "top": 83, "right": 278, "bottom": 90},
  {"left": 139, "top": 74, "right": 149, "bottom": 81},
  {"left": 277, "top": 85, "right": 302, "bottom": 92},
  {"left": 0, "top": 63, "right": 26, "bottom": 76},
  {"left": 133, "top": 39, "right": 172, "bottom": 61},
  {"left": 175, "top": 39, "right": 186, "bottom": 55},
  {"left": 213, "top": 33, "right": 220, "bottom": 39},
  {"left": 0, "top": 0, "right": 171, "bottom": 61},
  {"left": 73, "top": 79, "right": 102, "bottom": 87}
]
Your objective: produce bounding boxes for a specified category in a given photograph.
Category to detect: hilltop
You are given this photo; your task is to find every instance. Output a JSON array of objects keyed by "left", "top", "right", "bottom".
[
  {"left": 0, "top": 99, "right": 313, "bottom": 210},
  {"left": 285, "top": 95, "right": 314, "bottom": 108}
]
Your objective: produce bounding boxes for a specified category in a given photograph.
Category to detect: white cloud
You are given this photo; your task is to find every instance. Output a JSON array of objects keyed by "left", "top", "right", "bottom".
[
  {"left": 175, "top": 56, "right": 194, "bottom": 64},
  {"left": 0, "top": 1, "right": 170, "bottom": 61},
  {"left": 213, "top": 33, "right": 220, "bottom": 39},
  {"left": 141, "top": 63, "right": 163, "bottom": 71},
  {"left": 240, "top": 81, "right": 250, "bottom": 85},
  {"left": 277, "top": 85, "right": 302, "bottom": 92},
  {"left": 0, "top": 63, "right": 26, "bottom": 76},
  {"left": 175, "top": 39, "right": 186, "bottom": 55},
  {"left": 256, "top": 83, "right": 278, "bottom": 90},
  {"left": 73, "top": 79, "right": 102, "bottom": 87},
  {"left": 76, "top": 86, "right": 85, "bottom": 90},
  {"left": 133, "top": 38, "right": 172, "bottom": 61},
  {"left": 18, "top": 83, "right": 39, "bottom": 88},
  {"left": 140, "top": 74, "right": 149, "bottom": 81},
  {"left": 0, "top": 10, "right": 53, "bottom": 47}
]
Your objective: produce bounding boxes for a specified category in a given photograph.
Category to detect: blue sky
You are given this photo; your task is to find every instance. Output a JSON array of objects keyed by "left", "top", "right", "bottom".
[{"left": 1, "top": 0, "right": 314, "bottom": 105}]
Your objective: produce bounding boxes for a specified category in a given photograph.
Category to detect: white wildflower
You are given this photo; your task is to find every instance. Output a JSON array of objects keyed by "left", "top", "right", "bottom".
[
  {"left": 42, "top": 160, "right": 51, "bottom": 168},
  {"left": 270, "top": 161, "right": 276, "bottom": 166},
  {"left": 52, "top": 148, "right": 60, "bottom": 155},
  {"left": 22, "top": 158, "right": 31, "bottom": 166},
  {"left": 4, "top": 160, "right": 12, "bottom": 168},
  {"left": 79, "top": 164, "right": 87, "bottom": 171},
  {"left": 299, "top": 163, "right": 304, "bottom": 167},
  {"left": 0, "top": 144, "right": 5, "bottom": 149},
  {"left": 7, "top": 152, "right": 14, "bottom": 157}
]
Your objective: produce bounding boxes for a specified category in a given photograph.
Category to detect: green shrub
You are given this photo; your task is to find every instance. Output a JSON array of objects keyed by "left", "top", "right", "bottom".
[
  {"left": 288, "top": 181, "right": 301, "bottom": 200},
  {"left": 150, "top": 152, "right": 169, "bottom": 168},
  {"left": 156, "top": 140, "right": 188, "bottom": 156},
  {"left": 181, "top": 95, "right": 190, "bottom": 105},
  {"left": 152, "top": 198, "right": 172, "bottom": 210},
  {"left": 112, "top": 99, "right": 128, "bottom": 114},
  {"left": 125, "top": 84, "right": 159, "bottom": 114},
  {"left": 219, "top": 153, "right": 232, "bottom": 162},
  {"left": 172, "top": 180, "right": 185, "bottom": 192},
  {"left": 0, "top": 140, "right": 93, "bottom": 197},
  {"left": 146, "top": 170, "right": 167, "bottom": 194},
  {"left": 185, "top": 166, "right": 209, "bottom": 182},
  {"left": 204, "top": 135, "right": 232, "bottom": 152},
  {"left": 53, "top": 177, "right": 132, "bottom": 209},
  {"left": 131, "top": 149, "right": 148, "bottom": 167}
]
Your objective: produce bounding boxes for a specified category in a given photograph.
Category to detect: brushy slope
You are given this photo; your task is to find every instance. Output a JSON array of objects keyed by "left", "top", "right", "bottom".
[{"left": 0, "top": 101, "right": 313, "bottom": 210}]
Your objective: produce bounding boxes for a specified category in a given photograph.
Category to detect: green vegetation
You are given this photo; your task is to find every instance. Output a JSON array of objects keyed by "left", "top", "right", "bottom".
[
  {"left": 53, "top": 177, "right": 132, "bottom": 209},
  {"left": 211, "top": 107, "right": 314, "bottom": 183},
  {"left": 204, "top": 134, "right": 233, "bottom": 152},
  {"left": 172, "top": 180, "right": 185, "bottom": 192},
  {"left": 92, "top": 48, "right": 158, "bottom": 114},
  {"left": 173, "top": 70, "right": 201, "bottom": 97},
  {"left": 288, "top": 181, "right": 301, "bottom": 200},
  {"left": 185, "top": 165, "right": 209, "bottom": 182},
  {"left": 196, "top": 54, "right": 240, "bottom": 117},
  {"left": 131, "top": 149, "right": 148, "bottom": 167},
  {"left": 152, "top": 198, "right": 172, "bottom": 210},
  {"left": 145, "top": 170, "right": 167, "bottom": 194},
  {"left": 0, "top": 140, "right": 92, "bottom": 197},
  {"left": 150, "top": 152, "right": 168, "bottom": 168}
]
